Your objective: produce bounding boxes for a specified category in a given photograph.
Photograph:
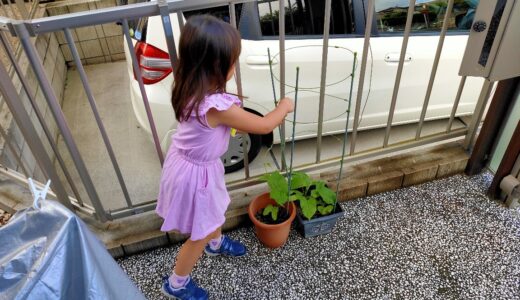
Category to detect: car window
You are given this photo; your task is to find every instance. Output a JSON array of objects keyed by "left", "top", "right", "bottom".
[
  {"left": 130, "top": 17, "right": 148, "bottom": 41},
  {"left": 183, "top": 4, "right": 243, "bottom": 25},
  {"left": 375, "top": 0, "right": 479, "bottom": 34},
  {"left": 258, "top": 0, "right": 355, "bottom": 36}
]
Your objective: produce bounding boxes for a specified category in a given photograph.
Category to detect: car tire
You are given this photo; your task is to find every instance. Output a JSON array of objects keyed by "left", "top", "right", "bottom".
[{"left": 222, "top": 132, "right": 262, "bottom": 174}]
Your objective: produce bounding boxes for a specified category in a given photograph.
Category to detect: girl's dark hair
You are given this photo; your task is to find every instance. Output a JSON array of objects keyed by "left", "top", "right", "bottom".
[{"left": 171, "top": 14, "right": 241, "bottom": 123}]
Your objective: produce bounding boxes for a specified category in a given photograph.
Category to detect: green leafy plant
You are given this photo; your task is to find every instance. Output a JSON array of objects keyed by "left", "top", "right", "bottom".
[{"left": 260, "top": 171, "right": 337, "bottom": 221}]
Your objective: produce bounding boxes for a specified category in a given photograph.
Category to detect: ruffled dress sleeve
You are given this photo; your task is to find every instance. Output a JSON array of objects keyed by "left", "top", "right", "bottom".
[{"left": 190, "top": 93, "right": 242, "bottom": 127}]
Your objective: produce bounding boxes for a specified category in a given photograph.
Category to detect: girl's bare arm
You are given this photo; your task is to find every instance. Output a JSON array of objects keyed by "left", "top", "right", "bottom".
[{"left": 207, "top": 98, "right": 294, "bottom": 134}]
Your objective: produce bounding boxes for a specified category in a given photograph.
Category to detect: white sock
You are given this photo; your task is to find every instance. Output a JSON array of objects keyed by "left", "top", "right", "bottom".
[
  {"left": 169, "top": 272, "right": 189, "bottom": 289},
  {"left": 209, "top": 235, "right": 223, "bottom": 250}
]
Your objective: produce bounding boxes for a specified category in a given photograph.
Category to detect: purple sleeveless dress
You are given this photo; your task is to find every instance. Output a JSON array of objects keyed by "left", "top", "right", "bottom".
[{"left": 156, "top": 93, "right": 241, "bottom": 241}]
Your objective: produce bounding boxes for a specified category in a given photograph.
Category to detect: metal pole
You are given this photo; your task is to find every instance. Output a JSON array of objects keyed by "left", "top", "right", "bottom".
[
  {"left": 12, "top": 22, "right": 108, "bottom": 221},
  {"left": 287, "top": 67, "right": 299, "bottom": 196},
  {"left": 279, "top": 0, "right": 287, "bottom": 171},
  {"left": 177, "top": 11, "right": 184, "bottom": 30},
  {"left": 464, "top": 80, "right": 493, "bottom": 149},
  {"left": 415, "top": 0, "right": 454, "bottom": 140},
  {"left": 0, "top": 124, "right": 29, "bottom": 177},
  {"left": 229, "top": 3, "right": 249, "bottom": 179},
  {"left": 446, "top": 76, "right": 466, "bottom": 133},
  {"left": 158, "top": 0, "right": 178, "bottom": 68},
  {"left": 122, "top": 19, "right": 165, "bottom": 165},
  {"left": 0, "top": 59, "right": 73, "bottom": 211},
  {"left": 64, "top": 28, "right": 134, "bottom": 210},
  {"left": 350, "top": 0, "right": 374, "bottom": 155},
  {"left": 383, "top": 0, "right": 415, "bottom": 147},
  {"left": 0, "top": 30, "right": 84, "bottom": 205},
  {"left": 335, "top": 52, "right": 357, "bottom": 210},
  {"left": 316, "top": 0, "right": 332, "bottom": 163}
]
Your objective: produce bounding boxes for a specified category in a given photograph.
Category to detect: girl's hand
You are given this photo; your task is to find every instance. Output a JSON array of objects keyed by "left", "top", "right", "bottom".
[{"left": 279, "top": 97, "right": 294, "bottom": 113}]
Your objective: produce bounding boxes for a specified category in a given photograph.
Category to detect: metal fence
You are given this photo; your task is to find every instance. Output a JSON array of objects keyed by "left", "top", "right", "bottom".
[{"left": 0, "top": 0, "right": 493, "bottom": 222}]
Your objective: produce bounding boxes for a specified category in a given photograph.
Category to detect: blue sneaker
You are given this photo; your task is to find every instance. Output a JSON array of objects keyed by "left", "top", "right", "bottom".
[
  {"left": 204, "top": 235, "right": 247, "bottom": 257},
  {"left": 161, "top": 276, "right": 208, "bottom": 300}
]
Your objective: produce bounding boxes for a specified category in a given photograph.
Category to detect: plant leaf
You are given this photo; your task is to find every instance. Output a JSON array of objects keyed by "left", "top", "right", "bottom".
[
  {"left": 263, "top": 172, "right": 288, "bottom": 206},
  {"left": 316, "top": 181, "right": 336, "bottom": 205},
  {"left": 317, "top": 205, "right": 334, "bottom": 216},
  {"left": 298, "top": 196, "right": 317, "bottom": 220},
  {"left": 289, "top": 171, "right": 311, "bottom": 190},
  {"left": 263, "top": 204, "right": 279, "bottom": 221}
]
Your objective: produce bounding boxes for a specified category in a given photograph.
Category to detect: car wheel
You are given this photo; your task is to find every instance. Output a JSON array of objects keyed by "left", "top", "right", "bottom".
[{"left": 222, "top": 132, "right": 262, "bottom": 174}]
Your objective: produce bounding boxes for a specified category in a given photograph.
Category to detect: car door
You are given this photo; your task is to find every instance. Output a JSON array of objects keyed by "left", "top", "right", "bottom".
[
  {"left": 369, "top": 0, "right": 483, "bottom": 129},
  {"left": 237, "top": 0, "right": 366, "bottom": 143}
]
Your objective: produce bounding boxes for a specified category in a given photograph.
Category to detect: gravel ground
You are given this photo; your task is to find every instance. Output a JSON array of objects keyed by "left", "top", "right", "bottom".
[{"left": 118, "top": 173, "right": 520, "bottom": 299}]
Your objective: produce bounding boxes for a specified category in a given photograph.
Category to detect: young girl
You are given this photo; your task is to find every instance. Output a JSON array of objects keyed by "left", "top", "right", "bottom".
[{"left": 156, "top": 15, "right": 294, "bottom": 299}]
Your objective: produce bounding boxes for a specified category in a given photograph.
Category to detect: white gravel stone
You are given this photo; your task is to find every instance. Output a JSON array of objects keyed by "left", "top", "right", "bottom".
[{"left": 118, "top": 172, "right": 520, "bottom": 299}]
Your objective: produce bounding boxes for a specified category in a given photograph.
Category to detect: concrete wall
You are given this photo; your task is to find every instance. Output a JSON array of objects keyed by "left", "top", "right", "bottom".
[
  {"left": 0, "top": 7, "right": 67, "bottom": 182},
  {"left": 45, "top": 0, "right": 125, "bottom": 66}
]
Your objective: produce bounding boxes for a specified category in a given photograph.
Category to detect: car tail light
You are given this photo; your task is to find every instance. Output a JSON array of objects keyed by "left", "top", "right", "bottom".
[{"left": 134, "top": 41, "right": 172, "bottom": 84}]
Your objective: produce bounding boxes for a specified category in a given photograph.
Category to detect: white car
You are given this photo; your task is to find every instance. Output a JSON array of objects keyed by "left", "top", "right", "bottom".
[{"left": 124, "top": 0, "right": 482, "bottom": 173}]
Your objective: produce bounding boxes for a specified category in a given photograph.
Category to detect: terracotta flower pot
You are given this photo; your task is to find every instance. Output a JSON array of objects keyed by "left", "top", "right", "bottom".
[{"left": 248, "top": 192, "right": 296, "bottom": 248}]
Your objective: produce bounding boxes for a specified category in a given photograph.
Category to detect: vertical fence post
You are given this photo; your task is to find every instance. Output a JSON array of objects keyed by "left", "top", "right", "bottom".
[
  {"left": 350, "top": 0, "right": 374, "bottom": 155},
  {"left": 64, "top": 28, "right": 134, "bottom": 211},
  {"left": 12, "top": 22, "right": 108, "bottom": 221},
  {"left": 0, "top": 59, "right": 73, "bottom": 211},
  {"left": 279, "top": 0, "right": 287, "bottom": 171},
  {"left": 415, "top": 0, "right": 454, "bottom": 140},
  {"left": 229, "top": 2, "right": 250, "bottom": 179},
  {"left": 446, "top": 76, "right": 467, "bottom": 133},
  {"left": 158, "top": 0, "right": 178, "bottom": 68},
  {"left": 383, "top": 0, "right": 415, "bottom": 147},
  {"left": 315, "top": 0, "right": 332, "bottom": 163},
  {"left": 122, "top": 19, "right": 165, "bottom": 165}
]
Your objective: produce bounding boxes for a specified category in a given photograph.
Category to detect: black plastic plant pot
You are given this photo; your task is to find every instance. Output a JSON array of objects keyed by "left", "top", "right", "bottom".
[{"left": 296, "top": 205, "right": 345, "bottom": 238}]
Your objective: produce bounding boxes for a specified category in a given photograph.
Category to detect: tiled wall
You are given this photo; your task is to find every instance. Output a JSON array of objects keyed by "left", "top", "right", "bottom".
[
  {"left": 0, "top": 8, "right": 67, "bottom": 182},
  {"left": 45, "top": 0, "right": 125, "bottom": 66}
]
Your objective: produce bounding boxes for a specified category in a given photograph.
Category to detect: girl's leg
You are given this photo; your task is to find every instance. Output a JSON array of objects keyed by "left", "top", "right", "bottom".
[{"left": 173, "top": 228, "right": 220, "bottom": 276}]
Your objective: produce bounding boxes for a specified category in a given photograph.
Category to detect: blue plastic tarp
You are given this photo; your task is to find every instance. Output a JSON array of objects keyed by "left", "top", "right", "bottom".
[{"left": 0, "top": 200, "right": 145, "bottom": 300}]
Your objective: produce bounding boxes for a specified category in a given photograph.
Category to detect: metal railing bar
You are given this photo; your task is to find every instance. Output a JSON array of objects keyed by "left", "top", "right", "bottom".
[
  {"left": 229, "top": 2, "right": 250, "bottom": 179},
  {"left": 176, "top": 11, "right": 184, "bottom": 30},
  {"left": 226, "top": 127, "right": 468, "bottom": 191},
  {"left": 278, "top": 0, "right": 287, "bottom": 171},
  {"left": 122, "top": 19, "right": 165, "bottom": 165},
  {"left": 464, "top": 79, "right": 493, "bottom": 149},
  {"left": 349, "top": 0, "right": 374, "bottom": 155},
  {"left": 383, "top": 0, "right": 415, "bottom": 148},
  {"left": 0, "top": 30, "right": 84, "bottom": 205},
  {"left": 11, "top": 22, "right": 108, "bottom": 221},
  {"left": 0, "top": 124, "right": 29, "bottom": 177},
  {"left": 64, "top": 28, "right": 134, "bottom": 210},
  {"left": 109, "top": 201, "right": 157, "bottom": 219},
  {"left": 315, "top": 0, "right": 332, "bottom": 163},
  {"left": 158, "top": 0, "right": 178, "bottom": 67},
  {"left": 0, "top": 58, "right": 73, "bottom": 211},
  {"left": 415, "top": 0, "right": 454, "bottom": 140},
  {"left": 446, "top": 76, "right": 466, "bottom": 133},
  {"left": 2, "top": 0, "right": 256, "bottom": 35}
]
